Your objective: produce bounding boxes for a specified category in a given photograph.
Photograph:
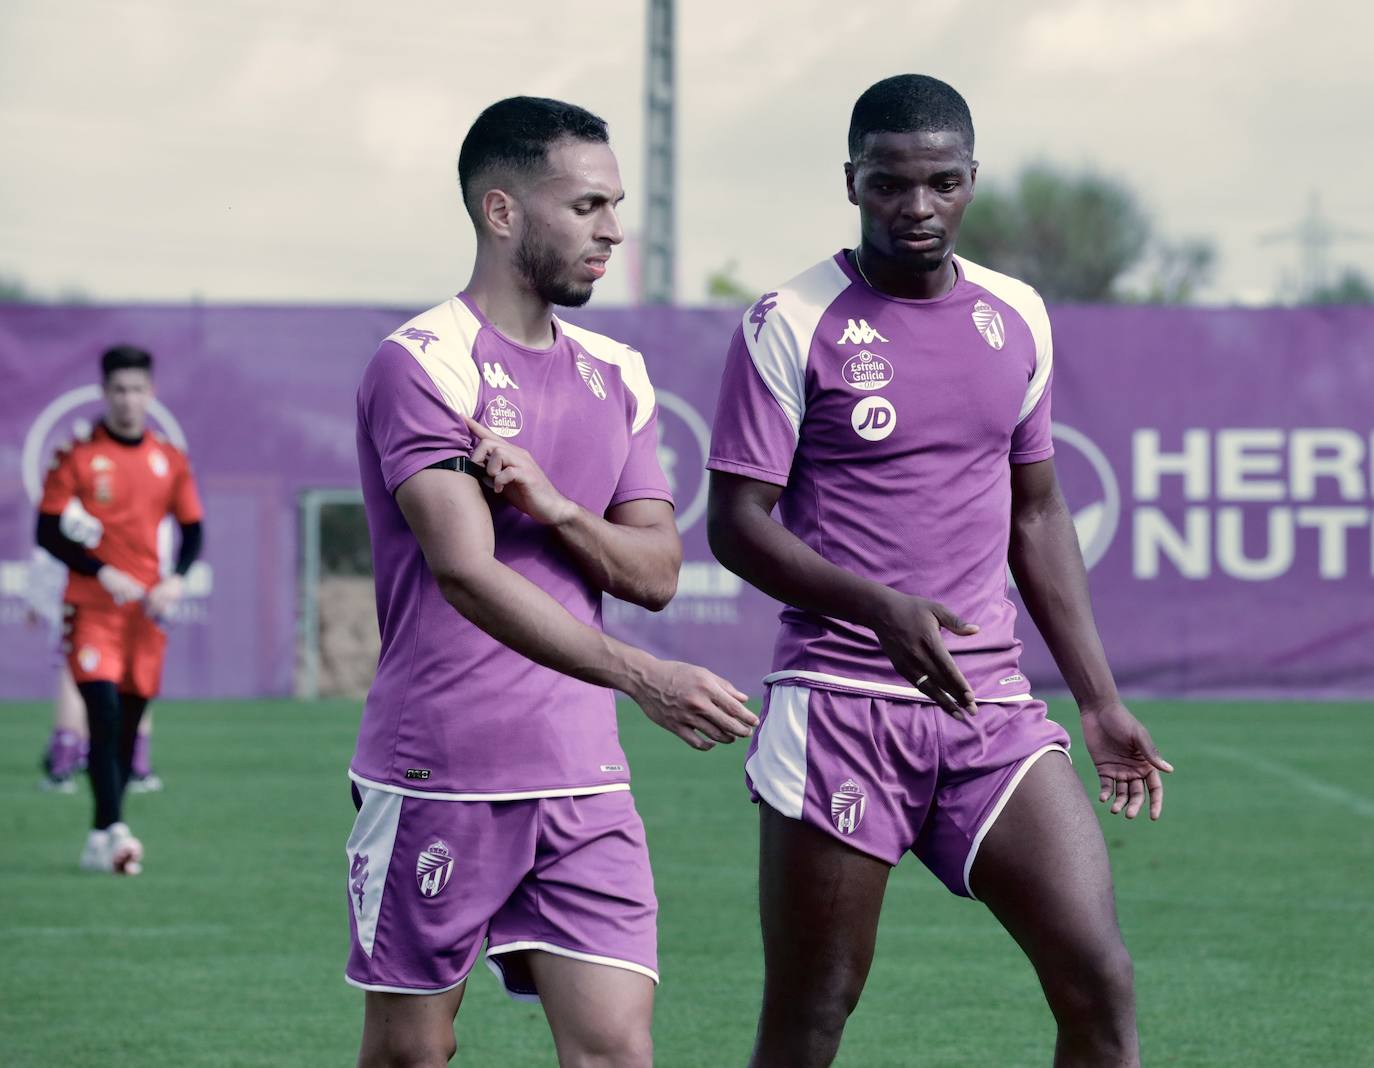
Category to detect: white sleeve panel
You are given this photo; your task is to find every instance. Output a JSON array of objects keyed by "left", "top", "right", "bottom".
[
  {"left": 958, "top": 258, "right": 1054, "bottom": 424},
  {"left": 741, "top": 256, "right": 853, "bottom": 441},
  {"left": 384, "top": 297, "right": 484, "bottom": 417},
  {"left": 558, "top": 320, "right": 657, "bottom": 434}
]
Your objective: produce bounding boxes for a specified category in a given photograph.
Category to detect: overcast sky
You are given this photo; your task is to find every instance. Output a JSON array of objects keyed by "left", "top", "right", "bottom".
[{"left": 3, "top": 0, "right": 1372, "bottom": 307}]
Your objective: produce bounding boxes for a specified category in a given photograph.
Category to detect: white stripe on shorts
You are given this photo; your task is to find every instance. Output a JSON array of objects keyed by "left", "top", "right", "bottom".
[
  {"left": 485, "top": 941, "right": 660, "bottom": 1004},
  {"left": 744, "top": 683, "right": 810, "bottom": 820},
  {"left": 347, "top": 769, "right": 631, "bottom": 803},
  {"left": 345, "top": 785, "right": 403, "bottom": 959},
  {"left": 762, "top": 670, "right": 1032, "bottom": 704},
  {"left": 962, "top": 744, "right": 1071, "bottom": 899}
]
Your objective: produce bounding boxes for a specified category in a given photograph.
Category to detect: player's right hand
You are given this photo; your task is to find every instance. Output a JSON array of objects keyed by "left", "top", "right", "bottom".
[
  {"left": 461, "top": 414, "right": 577, "bottom": 527},
  {"left": 632, "top": 660, "right": 757, "bottom": 751},
  {"left": 873, "top": 592, "right": 980, "bottom": 718},
  {"left": 97, "top": 565, "right": 146, "bottom": 606}
]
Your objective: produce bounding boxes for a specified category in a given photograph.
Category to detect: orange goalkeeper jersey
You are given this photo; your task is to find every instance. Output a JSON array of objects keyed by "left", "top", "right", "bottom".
[{"left": 39, "top": 423, "right": 203, "bottom": 608}]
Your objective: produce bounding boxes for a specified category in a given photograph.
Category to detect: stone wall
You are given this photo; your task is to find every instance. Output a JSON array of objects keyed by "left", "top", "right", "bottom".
[{"left": 315, "top": 575, "right": 379, "bottom": 698}]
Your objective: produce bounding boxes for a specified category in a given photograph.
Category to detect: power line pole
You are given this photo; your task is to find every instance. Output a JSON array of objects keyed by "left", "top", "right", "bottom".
[
  {"left": 643, "top": 0, "right": 675, "bottom": 304},
  {"left": 1260, "top": 191, "right": 1371, "bottom": 300}
]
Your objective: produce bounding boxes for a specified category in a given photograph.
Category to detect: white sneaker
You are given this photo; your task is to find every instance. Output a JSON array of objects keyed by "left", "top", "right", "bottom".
[
  {"left": 81, "top": 825, "right": 143, "bottom": 875},
  {"left": 127, "top": 773, "right": 163, "bottom": 794},
  {"left": 107, "top": 822, "right": 144, "bottom": 876},
  {"left": 40, "top": 774, "right": 78, "bottom": 794},
  {"left": 80, "top": 829, "right": 112, "bottom": 872}
]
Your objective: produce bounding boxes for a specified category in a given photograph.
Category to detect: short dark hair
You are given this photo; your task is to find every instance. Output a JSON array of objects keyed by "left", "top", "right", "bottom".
[
  {"left": 100, "top": 345, "right": 153, "bottom": 381},
  {"left": 457, "top": 96, "right": 609, "bottom": 221},
  {"left": 848, "top": 75, "right": 974, "bottom": 161}
]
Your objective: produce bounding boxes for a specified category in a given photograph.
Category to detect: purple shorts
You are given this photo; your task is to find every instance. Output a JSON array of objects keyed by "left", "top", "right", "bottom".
[
  {"left": 344, "top": 785, "right": 658, "bottom": 998},
  {"left": 745, "top": 683, "right": 1071, "bottom": 898}
]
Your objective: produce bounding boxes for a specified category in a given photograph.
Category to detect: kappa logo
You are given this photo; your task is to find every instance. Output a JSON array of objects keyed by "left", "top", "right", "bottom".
[
  {"left": 972, "top": 300, "right": 1006, "bottom": 350},
  {"left": 749, "top": 291, "right": 779, "bottom": 342},
  {"left": 350, "top": 852, "right": 369, "bottom": 916},
  {"left": 483, "top": 395, "right": 523, "bottom": 438},
  {"left": 77, "top": 646, "right": 101, "bottom": 673},
  {"left": 91, "top": 455, "right": 113, "bottom": 472},
  {"left": 148, "top": 450, "right": 169, "bottom": 478},
  {"left": 837, "top": 318, "right": 889, "bottom": 345},
  {"left": 399, "top": 327, "right": 439, "bottom": 352},
  {"left": 575, "top": 353, "right": 607, "bottom": 400},
  {"left": 416, "top": 839, "right": 454, "bottom": 899},
  {"left": 831, "top": 778, "right": 867, "bottom": 835},
  {"left": 482, "top": 361, "right": 519, "bottom": 390},
  {"left": 851, "top": 396, "right": 896, "bottom": 442}
]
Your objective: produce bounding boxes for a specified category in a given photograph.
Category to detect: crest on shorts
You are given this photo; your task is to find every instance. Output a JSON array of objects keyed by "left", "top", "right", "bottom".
[
  {"left": 416, "top": 839, "right": 454, "bottom": 898},
  {"left": 972, "top": 300, "right": 1006, "bottom": 350},
  {"left": 830, "top": 778, "right": 866, "bottom": 835}
]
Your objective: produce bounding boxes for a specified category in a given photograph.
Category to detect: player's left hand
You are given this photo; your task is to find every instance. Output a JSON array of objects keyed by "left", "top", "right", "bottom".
[
  {"left": 1080, "top": 701, "right": 1174, "bottom": 820},
  {"left": 145, "top": 575, "right": 185, "bottom": 620},
  {"left": 462, "top": 415, "right": 578, "bottom": 527}
]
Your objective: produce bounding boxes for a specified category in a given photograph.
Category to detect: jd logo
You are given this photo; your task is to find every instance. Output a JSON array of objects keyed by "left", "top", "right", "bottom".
[{"left": 851, "top": 397, "right": 896, "bottom": 442}]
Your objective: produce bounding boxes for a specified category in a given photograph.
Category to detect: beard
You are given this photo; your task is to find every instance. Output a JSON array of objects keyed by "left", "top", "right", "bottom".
[{"left": 515, "top": 226, "right": 595, "bottom": 308}]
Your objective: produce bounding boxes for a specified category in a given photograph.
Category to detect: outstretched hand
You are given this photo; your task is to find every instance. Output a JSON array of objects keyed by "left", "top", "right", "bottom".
[
  {"left": 632, "top": 660, "right": 758, "bottom": 752},
  {"left": 1080, "top": 702, "right": 1174, "bottom": 820}
]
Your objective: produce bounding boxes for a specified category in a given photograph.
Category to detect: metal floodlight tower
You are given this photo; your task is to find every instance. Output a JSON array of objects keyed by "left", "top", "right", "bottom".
[
  {"left": 1260, "top": 191, "right": 1371, "bottom": 301},
  {"left": 643, "top": 0, "right": 676, "bottom": 304}
]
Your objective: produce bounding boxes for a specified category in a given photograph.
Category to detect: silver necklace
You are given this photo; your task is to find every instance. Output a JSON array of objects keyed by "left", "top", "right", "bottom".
[
  {"left": 854, "top": 248, "right": 875, "bottom": 288},
  {"left": 855, "top": 247, "right": 957, "bottom": 297}
]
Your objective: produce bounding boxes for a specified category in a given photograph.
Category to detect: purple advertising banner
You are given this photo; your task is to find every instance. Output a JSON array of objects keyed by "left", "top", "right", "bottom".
[{"left": 2, "top": 304, "right": 1372, "bottom": 700}]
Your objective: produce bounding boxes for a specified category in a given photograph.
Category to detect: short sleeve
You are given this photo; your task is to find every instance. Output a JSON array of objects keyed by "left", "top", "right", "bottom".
[
  {"left": 171, "top": 453, "right": 205, "bottom": 523},
  {"left": 38, "top": 447, "right": 78, "bottom": 515},
  {"left": 609, "top": 404, "right": 674, "bottom": 509},
  {"left": 1010, "top": 298, "right": 1055, "bottom": 464},
  {"left": 706, "top": 325, "right": 802, "bottom": 486},
  {"left": 359, "top": 341, "right": 477, "bottom": 495}
]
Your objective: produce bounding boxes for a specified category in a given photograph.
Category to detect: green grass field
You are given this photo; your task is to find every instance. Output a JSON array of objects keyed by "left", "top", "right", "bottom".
[{"left": 2, "top": 698, "right": 1371, "bottom": 1067}]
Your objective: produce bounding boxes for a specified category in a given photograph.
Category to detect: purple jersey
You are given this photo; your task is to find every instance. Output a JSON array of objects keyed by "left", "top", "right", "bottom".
[
  {"left": 352, "top": 293, "right": 673, "bottom": 798},
  {"left": 707, "top": 252, "right": 1054, "bottom": 702}
]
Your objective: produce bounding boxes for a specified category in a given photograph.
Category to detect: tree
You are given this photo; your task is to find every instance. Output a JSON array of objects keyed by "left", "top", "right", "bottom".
[
  {"left": 0, "top": 274, "right": 90, "bottom": 304},
  {"left": 705, "top": 260, "right": 757, "bottom": 305},
  {"left": 0, "top": 274, "right": 36, "bottom": 302},
  {"left": 1307, "top": 268, "right": 1374, "bottom": 305},
  {"left": 1132, "top": 238, "right": 1216, "bottom": 304},
  {"left": 957, "top": 164, "right": 1214, "bottom": 303}
]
